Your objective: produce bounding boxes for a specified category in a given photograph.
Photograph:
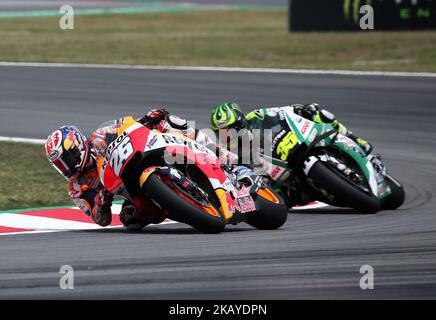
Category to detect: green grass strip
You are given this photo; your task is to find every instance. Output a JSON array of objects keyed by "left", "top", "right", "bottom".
[
  {"left": 0, "top": 4, "right": 285, "bottom": 19},
  {"left": 0, "top": 204, "right": 76, "bottom": 214}
]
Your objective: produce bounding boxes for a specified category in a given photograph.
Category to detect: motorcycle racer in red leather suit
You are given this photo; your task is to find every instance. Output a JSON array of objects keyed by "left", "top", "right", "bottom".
[{"left": 45, "top": 109, "right": 236, "bottom": 229}]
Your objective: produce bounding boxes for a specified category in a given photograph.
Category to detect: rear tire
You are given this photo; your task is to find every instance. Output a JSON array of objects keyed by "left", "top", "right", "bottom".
[
  {"left": 246, "top": 187, "right": 288, "bottom": 230},
  {"left": 142, "top": 174, "right": 226, "bottom": 234},
  {"left": 308, "top": 161, "right": 380, "bottom": 213},
  {"left": 381, "top": 174, "right": 405, "bottom": 210}
]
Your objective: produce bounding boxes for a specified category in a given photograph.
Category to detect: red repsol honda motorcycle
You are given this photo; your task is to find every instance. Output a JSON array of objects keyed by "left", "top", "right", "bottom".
[{"left": 97, "top": 116, "right": 288, "bottom": 233}]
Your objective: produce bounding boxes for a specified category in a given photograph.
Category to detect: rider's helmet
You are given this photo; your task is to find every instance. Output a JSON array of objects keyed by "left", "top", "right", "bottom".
[
  {"left": 210, "top": 103, "right": 247, "bottom": 131},
  {"left": 45, "top": 126, "right": 90, "bottom": 180},
  {"left": 158, "top": 115, "right": 196, "bottom": 140},
  {"left": 140, "top": 108, "right": 170, "bottom": 129}
]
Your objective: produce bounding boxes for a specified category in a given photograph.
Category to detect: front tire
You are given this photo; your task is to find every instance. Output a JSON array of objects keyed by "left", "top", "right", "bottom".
[
  {"left": 308, "top": 161, "right": 380, "bottom": 213},
  {"left": 142, "top": 174, "right": 226, "bottom": 233},
  {"left": 246, "top": 187, "right": 288, "bottom": 230},
  {"left": 381, "top": 174, "right": 405, "bottom": 210}
]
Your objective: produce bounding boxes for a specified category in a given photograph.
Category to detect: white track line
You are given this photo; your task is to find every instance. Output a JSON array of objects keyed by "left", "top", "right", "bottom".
[
  {"left": 0, "top": 213, "right": 103, "bottom": 230},
  {"left": 0, "top": 203, "right": 176, "bottom": 236},
  {"left": 0, "top": 61, "right": 435, "bottom": 78},
  {"left": 0, "top": 221, "right": 178, "bottom": 236},
  {"left": 110, "top": 204, "right": 123, "bottom": 214},
  {"left": 0, "top": 136, "right": 45, "bottom": 144},
  {"left": 292, "top": 202, "right": 329, "bottom": 210}
]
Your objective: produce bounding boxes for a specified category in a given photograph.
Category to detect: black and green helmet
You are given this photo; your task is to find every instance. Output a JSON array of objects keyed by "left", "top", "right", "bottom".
[{"left": 210, "top": 102, "right": 247, "bottom": 131}]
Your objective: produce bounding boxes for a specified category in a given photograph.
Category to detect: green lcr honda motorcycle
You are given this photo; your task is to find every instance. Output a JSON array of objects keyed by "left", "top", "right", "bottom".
[{"left": 258, "top": 106, "right": 405, "bottom": 213}]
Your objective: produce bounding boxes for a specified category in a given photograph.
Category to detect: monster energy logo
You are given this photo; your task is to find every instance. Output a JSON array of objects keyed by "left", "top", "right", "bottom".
[
  {"left": 343, "top": 0, "right": 373, "bottom": 24},
  {"left": 344, "top": 0, "right": 432, "bottom": 24}
]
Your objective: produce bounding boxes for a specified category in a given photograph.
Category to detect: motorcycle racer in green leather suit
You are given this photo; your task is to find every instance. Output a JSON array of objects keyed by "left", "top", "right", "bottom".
[
  {"left": 211, "top": 102, "right": 372, "bottom": 158},
  {"left": 210, "top": 102, "right": 374, "bottom": 205}
]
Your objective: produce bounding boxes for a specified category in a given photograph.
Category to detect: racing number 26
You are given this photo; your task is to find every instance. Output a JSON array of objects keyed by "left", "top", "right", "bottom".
[{"left": 109, "top": 136, "right": 134, "bottom": 177}]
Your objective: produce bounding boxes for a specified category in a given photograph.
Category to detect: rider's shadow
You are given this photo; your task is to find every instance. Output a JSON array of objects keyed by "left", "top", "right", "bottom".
[
  {"left": 289, "top": 207, "right": 377, "bottom": 215},
  {"left": 78, "top": 225, "right": 253, "bottom": 235}
]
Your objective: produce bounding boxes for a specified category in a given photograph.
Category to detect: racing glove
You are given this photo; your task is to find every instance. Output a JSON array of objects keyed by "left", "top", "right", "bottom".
[
  {"left": 293, "top": 103, "right": 320, "bottom": 119},
  {"left": 139, "top": 108, "right": 169, "bottom": 129},
  {"left": 92, "top": 189, "right": 113, "bottom": 226}
]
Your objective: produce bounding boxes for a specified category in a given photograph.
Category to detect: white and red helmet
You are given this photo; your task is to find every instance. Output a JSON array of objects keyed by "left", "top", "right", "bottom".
[
  {"left": 45, "top": 126, "right": 90, "bottom": 180},
  {"left": 158, "top": 115, "right": 195, "bottom": 140}
]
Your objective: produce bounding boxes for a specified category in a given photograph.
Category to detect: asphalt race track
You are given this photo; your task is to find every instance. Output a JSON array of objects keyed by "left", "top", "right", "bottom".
[{"left": 0, "top": 65, "right": 435, "bottom": 299}]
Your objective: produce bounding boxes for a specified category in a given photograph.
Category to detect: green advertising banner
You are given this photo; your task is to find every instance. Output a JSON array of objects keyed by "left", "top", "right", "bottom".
[{"left": 289, "top": 0, "right": 436, "bottom": 31}]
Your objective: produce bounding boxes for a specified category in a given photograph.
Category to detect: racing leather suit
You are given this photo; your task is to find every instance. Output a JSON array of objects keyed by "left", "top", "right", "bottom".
[
  {"left": 243, "top": 103, "right": 372, "bottom": 160},
  {"left": 221, "top": 104, "right": 373, "bottom": 205},
  {"left": 215, "top": 103, "right": 372, "bottom": 175}
]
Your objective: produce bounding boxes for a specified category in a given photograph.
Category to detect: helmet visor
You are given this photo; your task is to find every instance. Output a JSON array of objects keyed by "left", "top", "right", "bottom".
[{"left": 51, "top": 147, "right": 82, "bottom": 179}]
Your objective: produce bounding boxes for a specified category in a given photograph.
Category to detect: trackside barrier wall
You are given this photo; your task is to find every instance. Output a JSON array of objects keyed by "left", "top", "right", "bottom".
[{"left": 289, "top": 0, "right": 436, "bottom": 31}]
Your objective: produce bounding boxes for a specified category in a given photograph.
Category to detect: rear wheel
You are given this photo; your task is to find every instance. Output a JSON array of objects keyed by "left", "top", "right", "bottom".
[
  {"left": 308, "top": 161, "right": 380, "bottom": 213},
  {"left": 246, "top": 187, "right": 288, "bottom": 230},
  {"left": 142, "top": 174, "right": 226, "bottom": 233}
]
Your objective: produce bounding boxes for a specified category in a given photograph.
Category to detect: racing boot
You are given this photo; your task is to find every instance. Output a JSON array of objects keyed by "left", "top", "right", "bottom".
[
  {"left": 119, "top": 201, "right": 165, "bottom": 231},
  {"left": 313, "top": 105, "right": 373, "bottom": 155},
  {"left": 348, "top": 133, "right": 373, "bottom": 155}
]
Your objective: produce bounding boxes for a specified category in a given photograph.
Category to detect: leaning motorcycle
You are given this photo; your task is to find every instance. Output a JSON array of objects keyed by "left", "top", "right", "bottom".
[
  {"left": 97, "top": 116, "right": 288, "bottom": 233},
  {"left": 258, "top": 106, "right": 405, "bottom": 213}
]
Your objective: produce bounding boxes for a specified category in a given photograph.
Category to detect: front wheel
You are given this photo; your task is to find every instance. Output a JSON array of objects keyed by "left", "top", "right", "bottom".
[
  {"left": 308, "top": 161, "right": 380, "bottom": 213},
  {"left": 142, "top": 174, "right": 226, "bottom": 233},
  {"left": 381, "top": 174, "right": 405, "bottom": 210},
  {"left": 246, "top": 187, "right": 288, "bottom": 230}
]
